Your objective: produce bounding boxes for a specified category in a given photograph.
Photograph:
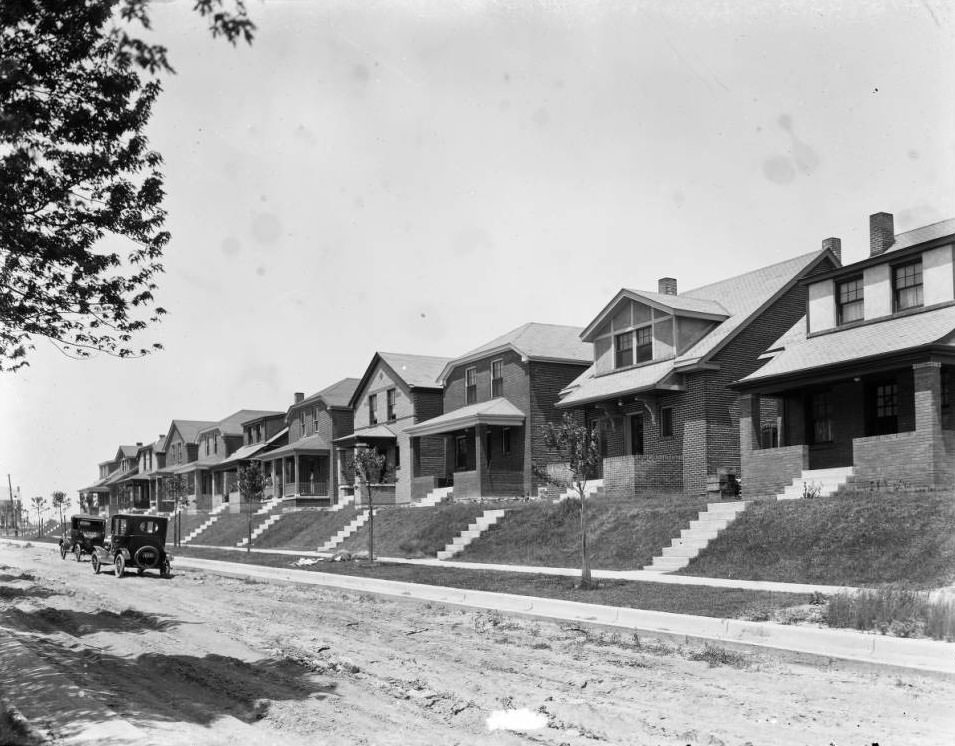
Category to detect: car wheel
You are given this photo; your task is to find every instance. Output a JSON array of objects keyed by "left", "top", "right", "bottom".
[
  {"left": 59, "top": 544, "right": 67, "bottom": 560},
  {"left": 114, "top": 555, "right": 125, "bottom": 579},
  {"left": 74, "top": 546, "right": 82, "bottom": 562},
  {"left": 91, "top": 555, "right": 101, "bottom": 574}
]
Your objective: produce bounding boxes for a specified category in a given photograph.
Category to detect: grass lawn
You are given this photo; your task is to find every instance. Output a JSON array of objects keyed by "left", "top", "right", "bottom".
[
  {"left": 254, "top": 507, "right": 360, "bottom": 550},
  {"left": 457, "top": 495, "right": 711, "bottom": 570},
  {"left": 174, "top": 544, "right": 810, "bottom": 619},
  {"left": 338, "top": 503, "right": 489, "bottom": 557},
  {"left": 187, "top": 513, "right": 255, "bottom": 547},
  {"left": 681, "top": 491, "right": 955, "bottom": 588}
]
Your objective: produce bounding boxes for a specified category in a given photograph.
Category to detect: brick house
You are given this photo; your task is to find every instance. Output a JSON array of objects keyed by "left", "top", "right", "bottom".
[
  {"left": 736, "top": 214, "right": 955, "bottom": 495},
  {"left": 97, "top": 445, "right": 142, "bottom": 513},
  {"left": 336, "top": 352, "right": 451, "bottom": 505},
  {"left": 556, "top": 246, "right": 839, "bottom": 497},
  {"left": 257, "top": 379, "right": 360, "bottom": 506},
  {"left": 160, "top": 419, "right": 216, "bottom": 510},
  {"left": 78, "top": 449, "right": 130, "bottom": 514},
  {"left": 131, "top": 436, "right": 167, "bottom": 511},
  {"left": 213, "top": 411, "right": 287, "bottom": 508},
  {"left": 404, "top": 323, "right": 592, "bottom": 500}
]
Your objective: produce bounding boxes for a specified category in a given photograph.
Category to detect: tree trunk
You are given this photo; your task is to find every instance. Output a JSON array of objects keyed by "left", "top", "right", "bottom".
[
  {"left": 366, "top": 482, "right": 375, "bottom": 562},
  {"left": 578, "top": 483, "right": 592, "bottom": 588},
  {"left": 247, "top": 494, "right": 253, "bottom": 553}
]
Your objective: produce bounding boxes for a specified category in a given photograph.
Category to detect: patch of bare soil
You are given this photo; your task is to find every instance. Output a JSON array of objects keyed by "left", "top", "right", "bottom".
[{"left": 1, "top": 543, "right": 954, "bottom": 745}]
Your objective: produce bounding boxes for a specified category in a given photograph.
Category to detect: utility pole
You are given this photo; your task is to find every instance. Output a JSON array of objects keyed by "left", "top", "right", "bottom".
[{"left": 7, "top": 475, "right": 17, "bottom": 537}]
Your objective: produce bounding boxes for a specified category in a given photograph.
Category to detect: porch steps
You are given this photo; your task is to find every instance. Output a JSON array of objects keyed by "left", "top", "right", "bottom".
[
  {"left": 436, "top": 509, "right": 508, "bottom": 560},
  {"left": 413, "top": 486, "right": 454, "bottom": 508},
  {"left": 255, "top": 495, "right": 283, "bottom": 515},
  {"left": 329, "top": 492, "right": 356, "bottom": 512},
  {"left": 643, "top": 500, "right": 749, "bottom": 573},
  {"left": 235, "top": 503, "right": 286, "bottom": 548},
  {"left": 181, "top": 502, "right": 230, "bottom": 545},
  {"left": 554, "top": 479, "right": 605, "bottom": 502},
  {"left": 776, "top": 467, "right": 854, "bottom": 500},
  {"left": 318, "top": 509, "right": 377, "bottom": 553}
]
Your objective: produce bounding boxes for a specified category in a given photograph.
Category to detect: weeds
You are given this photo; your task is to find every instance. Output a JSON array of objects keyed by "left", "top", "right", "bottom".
[
  {"left": 824, "top": 587, "right": 955, "bottom": 641},
  {"left": 687, "top": 643, "right": 750, "bottom": 668}
]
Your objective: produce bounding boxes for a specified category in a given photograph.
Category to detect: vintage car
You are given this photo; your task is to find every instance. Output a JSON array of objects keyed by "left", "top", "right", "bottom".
[
  {"left": 59, "top": 514, "right": 106, "bottom": 561},
  {"left": 91, "top": 513, "right": 172, "bottom": 578}
]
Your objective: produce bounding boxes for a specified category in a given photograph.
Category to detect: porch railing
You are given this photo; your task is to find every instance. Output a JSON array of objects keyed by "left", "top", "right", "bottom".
[{"left": 283, "top": 481, "right": 329, "bottom": 497}]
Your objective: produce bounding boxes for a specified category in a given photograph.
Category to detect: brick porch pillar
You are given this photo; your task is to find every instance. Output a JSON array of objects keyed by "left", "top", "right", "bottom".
[
  {"left": 474, "top": 424, "right": 486, "bottom": 496},
  {"left": 739, "top": 393, "right": 761, "bottom": 455},
  {"left": 913, "top": 361, "right": 948, "bottom": 489}
]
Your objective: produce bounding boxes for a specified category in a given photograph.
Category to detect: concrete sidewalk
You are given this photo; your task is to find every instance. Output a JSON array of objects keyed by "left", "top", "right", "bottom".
[
  {"left": 177, "top": 555, "right": 955, "bottom": 679},
  {"left": 187, "top": 542, "right": 861, "bottom": 596}
]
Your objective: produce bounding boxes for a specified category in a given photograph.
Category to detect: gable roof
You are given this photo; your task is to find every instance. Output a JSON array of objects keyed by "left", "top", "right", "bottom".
[
  {"left": 199, "top": 409, "right": 283, "bottom": 437},
  {"left": 581, "top": 290, "right": 728, "bottom": 341},
  {"left": 439, "top": 322, "right": 591, "bottom": 383},
  {"left": 404, "top": 398, "right": 525, "bottom": 438},
  {"left": 166, "top": 419, "right": 217, "bottom": 445},
  {"left": 739, "top": 305, "right": 955, "bottom": 388},
  {"left": 558, "top": 249, "right": 835, "bottom": 407},
  {"left": 114, "top": 445, "right": 139, "bottom": 461},
  {"left": 298, "top": 378, "right": 361, "bottom": 411},
  {"left": 888, "top": 217, "right": 955, "bottom": 253},
  {"left": 349, "top": 352, "right": 452, "bottom": 408}
]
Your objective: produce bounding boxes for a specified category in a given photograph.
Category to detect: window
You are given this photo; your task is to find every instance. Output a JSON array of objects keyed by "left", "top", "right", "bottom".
[
  {"left": 635, "top": 326, "right": 653, "bottom": 363},
  {"left": 205, "top": 438, "right": 210, "bottom": 456},
  {"left": 491, "top": 359, "right": 503, "bottom": 397},
  {"left": 300, "top": 411, "right": 307, "bottom": 434},
  {"left": 455, "top": 435, "right": 468, "bottom": 469},
  {"left": 893, "top": 260, "right": 923, "bottom": 312},
  {"left": 810, "top": 392, "right": 833, "bottom": 444},
  {"left": 502, "top": 427, "right": 511, "bottom": 455},
  {"left": 660, "top": 407, "right": 673, "bottom": 438},
  {"left": 386, "top": 388, "right": 396, "bottom": 421},
  {"left": 368, "top": 394, "right": 377, "bottom": 425},
  {"left": 465, "top": 367, "right": 477, "bottom": 404},
  {"left": 213, "top": 436, "right": 217, "bottom": 454},
  {"left": 871, "top": 381, "right": 899, "bottom": 436},
  {"left": 614, "top": 332, "right": 633, "bottom": 368},
  {"left": 836, "top": 276, "right": 864, "bottom": 325}
]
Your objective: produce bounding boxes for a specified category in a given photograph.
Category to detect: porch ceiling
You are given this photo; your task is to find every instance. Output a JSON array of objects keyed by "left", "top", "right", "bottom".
[
  {"left": 259, "top": 433, "right": 332, "bottom": 460},
  {"left": 404, "top": 398, "right": 525, "bottom": 437}
]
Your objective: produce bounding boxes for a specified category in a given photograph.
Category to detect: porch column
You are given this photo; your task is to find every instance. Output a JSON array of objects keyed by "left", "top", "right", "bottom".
[
  {"left": 474, "top": 424, "right": 486, "bottom": 496},
  {"left": 913, "top": 361, "right": 947, "bottom": 489},
  {"left": 293, "top": 454, "right": 300, "bottom": 495},
  {"left": 739, "top": 393, "right": 761, "bottom": 455}
]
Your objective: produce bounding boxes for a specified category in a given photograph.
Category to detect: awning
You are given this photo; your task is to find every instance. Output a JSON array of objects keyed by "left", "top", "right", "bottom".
[
  {"left": 334, "top": 424, "right": 398, "bottom": 446},
  {"left": 258, "top": 433, "right": 333, "bottom": 461},
  {"left": 404, "top": 398, "right": 525, "bottom": 438}
]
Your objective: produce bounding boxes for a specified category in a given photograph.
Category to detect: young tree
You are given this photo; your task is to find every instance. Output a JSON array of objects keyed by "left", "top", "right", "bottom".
[
  {"left": 537, "top": 413, "right": 602, "bottom": 589},
  {"left": 164, "top": 474, "right": 188, "bottom": 547},
  {"left": 238, "top": 462, "right": 265, "bottom": 553},
  {"left": 30, "top": 495, "right": 48, "bottom": 537},
  {"left": 0, "top": 0, "right": 254, "bottom": 371},
  {"left": 347, "top": 446, "right": 386, "bottom": 562},
  {"left": 51, "top": 490, "right": 67, "bottom": 532}
]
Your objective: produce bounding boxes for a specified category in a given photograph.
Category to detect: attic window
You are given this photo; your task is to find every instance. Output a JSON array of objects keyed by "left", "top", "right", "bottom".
[
  {"left": 893, "top": 260, "right": 923, "bottom": 312},
  {"left": 614, "top": 332, "right": 633, "bottom": 368},
  {"left": 836, "top": 276, "right": 864, "bottom": 326}
]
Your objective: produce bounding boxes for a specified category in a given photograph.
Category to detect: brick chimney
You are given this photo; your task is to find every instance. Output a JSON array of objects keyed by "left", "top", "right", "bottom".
[
  {"left": 869, "top": 212, "right": 895, "bottom": 257},
  {"left": 658, "top": 277, "right": 678, "bottom": 295},
  {"left": 136, "top": 442, "right": 142, "bottom": 446},
  {"left": 294, "top": 392, "right": 305, "bottom": 404},
  {"left": 821, "top": 237, "right": 842, "bottom": 264}
]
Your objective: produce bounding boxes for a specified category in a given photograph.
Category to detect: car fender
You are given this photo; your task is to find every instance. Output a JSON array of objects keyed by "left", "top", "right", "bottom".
[{"left": 117, "top": 548, "right": 132, "bottom": 561}]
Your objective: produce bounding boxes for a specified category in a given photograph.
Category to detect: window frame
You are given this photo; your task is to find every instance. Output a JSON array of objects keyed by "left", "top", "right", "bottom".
[
  {"left": 386, "top": 388, "right": 396, "bottom": 421},
  {"left": 490, "top": 359, "right": 503, "bottom": 398},
  {"left": 892, "top": 259, "right": 923, "bottom": 313},
  {"left": 660, "top": 406, "right": 673, "bottom": 438},
  {"left": 501, "top": 427, "right": 511, "bottom": 456},
  {"left": 465, "top": 366, "right": 478, "bottom": 405},
  {"left": 368, "top": 393, "right": 378, "bottom": 425},
  {"left": 614, "top": 331, "right": 633, "bottom": 369},
  {"left": 635, "top": 326, "right": 653, "bottom": 364},
  {"left": 836, "top": 275, "right": 864, "bottom": 326}
]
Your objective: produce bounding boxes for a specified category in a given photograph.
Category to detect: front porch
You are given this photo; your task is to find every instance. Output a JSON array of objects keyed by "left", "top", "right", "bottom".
[
  {"left": 741, "top": 361, "right": 955, "bottom": 495},
  {"left": 259, "top": 443, "right": 335, "bottom": 506}
]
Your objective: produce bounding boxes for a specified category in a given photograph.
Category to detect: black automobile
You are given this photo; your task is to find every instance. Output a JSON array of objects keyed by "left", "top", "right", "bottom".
[
  {"left": 91, "top": 513, "right": 172, "bottom": 578},
  {"left": 59, "top": 514, "right": 106, "bottom": 562}
]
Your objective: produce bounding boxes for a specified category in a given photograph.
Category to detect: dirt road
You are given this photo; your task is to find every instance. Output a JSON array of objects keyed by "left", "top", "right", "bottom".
[{"left": 2, "top": 541, "right": 953, "bottom": 745}]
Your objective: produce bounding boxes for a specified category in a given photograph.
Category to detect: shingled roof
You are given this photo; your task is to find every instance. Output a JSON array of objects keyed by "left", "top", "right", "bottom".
[
  {"left": 300, "top": 378, "right": 361, "bottom": 410},
  {"left": 348, "top": 352, "right": 452, "bottom": 408}
]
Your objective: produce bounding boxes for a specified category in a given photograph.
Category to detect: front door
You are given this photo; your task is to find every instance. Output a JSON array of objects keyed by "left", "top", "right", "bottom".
[{"left": 629, "top": 414, "right": 644, "bottom": 456}]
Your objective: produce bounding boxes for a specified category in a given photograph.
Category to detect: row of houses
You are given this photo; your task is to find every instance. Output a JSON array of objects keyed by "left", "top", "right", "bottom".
[{"left": 80, "top": 212, "right": 955, "bottom": 514}]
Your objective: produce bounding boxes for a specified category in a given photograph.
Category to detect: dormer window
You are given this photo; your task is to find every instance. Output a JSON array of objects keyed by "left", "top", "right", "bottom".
[
  {"left": 635, "top": 327, "right": 652, "bottom": 363},
  {"left": 614, "top": 332, "right": 633, "bottom": 368},
  {"left": 614, "top": 326, "right": 653, "bottom": 369},
  {"left": 836, "top": 276, "right": 864, "bottom": 325},
  {"left": 893, "top": 259, "right": 923, "bottom": 312}
]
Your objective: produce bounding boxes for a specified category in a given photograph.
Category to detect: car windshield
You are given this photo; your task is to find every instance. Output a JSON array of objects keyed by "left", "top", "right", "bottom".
[{"left": 76, "top": 520, "right": 102, "bottom": 531}]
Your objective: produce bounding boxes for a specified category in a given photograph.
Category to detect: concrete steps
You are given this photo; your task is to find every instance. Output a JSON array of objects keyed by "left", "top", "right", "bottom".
[
  {"left": 181, "top": 502, "right": 230, "bottom": 545},
  {"left": 413, "top": 486, "right": 453, "bottom": 508},
  {"left": 643, "top": 501, "right": 749, "bottom": 573},
  {"left": 777, "top": 467, "right": 854, "bottom": 500},
  {"left": 318, "top": 509, "right": 376, "bottom": 553},
  {"left": 236, "top": 509, "right": 284, "bottom": 548},
  {"left": 436, "top": 509, "right": 507, "bottom": 560},
  {"left": 329, "top": 492, "right": 356, "bottom": 512},
  {"left": 554, "top": 479, "right": 604, "bottom": 502}
]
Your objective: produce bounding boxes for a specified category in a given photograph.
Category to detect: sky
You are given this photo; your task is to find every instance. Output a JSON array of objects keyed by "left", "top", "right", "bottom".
[{"left": 1, "top": 0, "right": 953, "bottom": 504}]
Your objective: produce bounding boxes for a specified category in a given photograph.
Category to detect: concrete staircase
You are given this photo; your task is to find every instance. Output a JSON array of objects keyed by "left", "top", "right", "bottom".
[
  {"left": 318, "top": 509, "right": 376, "bottom": 553},
  {"left": 329, "top": 492, "right": 356, "bottom": 512},
  {"left": 553, "top": 479, "right": 604, "bottom": 502},
  {"left": 776, "top": 467, "right": 854, "bottom": 500},
  {"left": 413, "top": 486, "right": 453, "bottom": 508},
  {"left": 236, "top": 506, "right": 284, "bottom": 548},
  {"left": 643, "top": 501, "right": 749, "bottom": 573},
  {"left": 436, "top": 509, "right": 507, "bottom": 560},
  {"left": 181, "top": 502, "right": 230, "bottom": 545}
]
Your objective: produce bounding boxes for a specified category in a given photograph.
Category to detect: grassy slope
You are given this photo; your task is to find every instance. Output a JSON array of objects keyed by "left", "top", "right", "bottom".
[
  {"left": 187, "top": 514, "right": 255, "bottom": 547},
  {"left": 254, "top": 507, "right": 360, "bottom": 550},
  {"left": 457, "top": 496, "right": 711, "bottom": 570},
  {"left": 338, "top": 504, "right": 489, "bottom": 557},
  {"left": 177, "top": 545, "right": 809, "bottom": 619},
  {"left": 681, "top": 491, "right": 955, "bottom": 588}
]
